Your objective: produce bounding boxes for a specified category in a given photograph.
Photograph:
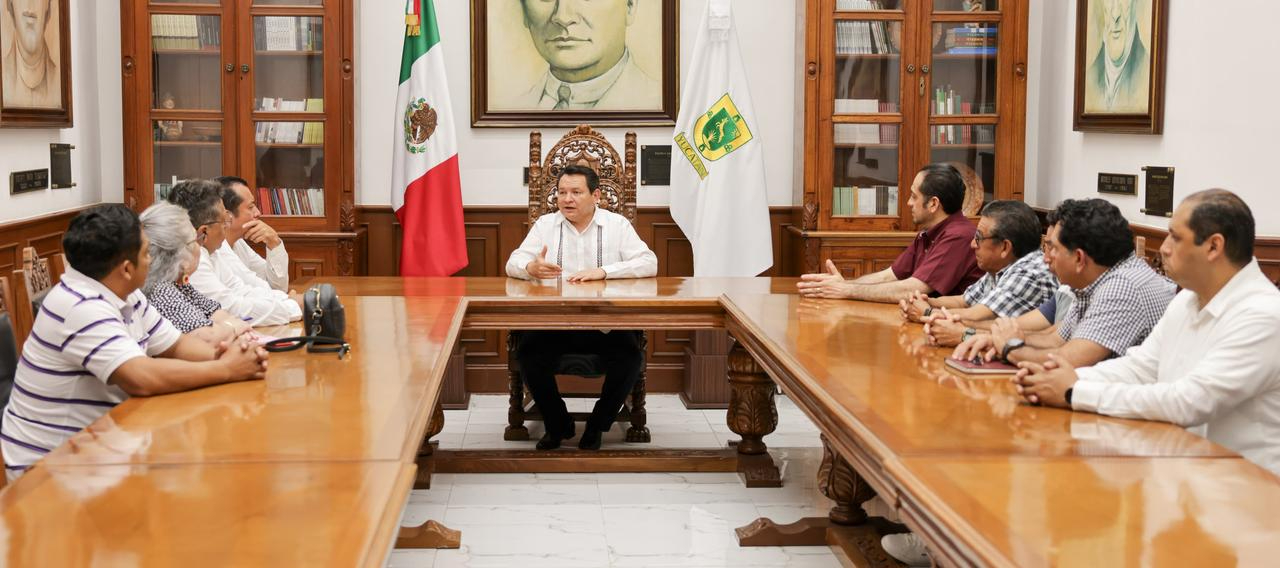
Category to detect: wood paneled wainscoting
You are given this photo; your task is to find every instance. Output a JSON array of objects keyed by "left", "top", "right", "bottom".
[
  {"left": 357, "top": 205, "right": 803, "bottom": 398},
  {"left": 0, "top": 206, "right": 94, "bottom": 275}
]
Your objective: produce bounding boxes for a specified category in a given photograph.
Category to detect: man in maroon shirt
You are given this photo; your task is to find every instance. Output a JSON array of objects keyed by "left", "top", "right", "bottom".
[{"left": 798, "top": 163, "right": 983, "bottom": 302}]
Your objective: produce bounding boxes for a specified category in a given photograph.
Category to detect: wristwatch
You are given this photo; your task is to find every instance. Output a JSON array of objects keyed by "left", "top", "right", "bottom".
[
  {"left": 1065, "top": 387, "right": 1074, "bottom": 406},
  {"left": 922, "top": 306, "right": 933, "bottom": 318},
  {"left": 1000, "top": 338, "right": 1027, "bottom": 363},
  {"left": 961, "top": 327, "right": 977, "bottom": 342}
]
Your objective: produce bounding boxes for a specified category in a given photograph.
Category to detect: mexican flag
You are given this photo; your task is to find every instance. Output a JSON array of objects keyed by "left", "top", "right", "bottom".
[
  {"left": 392, "top": 0, "right": 467, "bottom": 276},
  {"left": 670, "top": 0, "right": 772, "bottom": 277}
]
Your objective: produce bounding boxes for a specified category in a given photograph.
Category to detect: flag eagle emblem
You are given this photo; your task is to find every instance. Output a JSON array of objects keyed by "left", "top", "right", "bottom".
[{"left": 403, "top": 98, "right": 438, "bottom": 153}]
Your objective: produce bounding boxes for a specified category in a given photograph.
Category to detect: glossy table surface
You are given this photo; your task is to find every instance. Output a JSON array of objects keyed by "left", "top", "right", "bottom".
[
  {"left": 889, "top": 456, "right": 1280, "bottom": 567},
  {"left": 4, "top": 277, "right": 1273, "bottom": 567},
  {"left": 721, "top": 293, "right": 1233, "bottom": 461},
  {"left": 0, "top": 461, "right": 414, "bottom": 568},
  {"left": 42, "top": 296, "right": 463, "bottom": 466}
]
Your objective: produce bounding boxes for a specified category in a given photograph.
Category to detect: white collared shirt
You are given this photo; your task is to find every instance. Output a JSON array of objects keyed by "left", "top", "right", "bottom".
[
  {"left": 532, "top": 50, "right": 633, "bottom": 110},
  {"left": 1072, "top": 260, "right": 1280, "bottom": 475},
  {"left": 189, "top": 244, "right": 301, "bottom": 325},
  {"left": 232, "top": 238, "right": 289, "bottom": 292},
  {"left": 506, "top": 208, "right": 657, "bottom": 280},
  {"left": 1, "top": 267, "right": 180, "bottom": 475}
]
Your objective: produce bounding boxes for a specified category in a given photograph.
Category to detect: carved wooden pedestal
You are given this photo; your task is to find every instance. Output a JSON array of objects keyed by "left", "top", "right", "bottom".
[
  {"left": 398, "top": 402, "right": 461, "bottom": 550},
  {"left": 736, "top": 436, "right": 900, "bottom": 566},
  {"left": 396, "top": 521, "right": 460, "bottom": 549},
  {"left": 726, "top": 341, "right": 781, "bottom": 488}
]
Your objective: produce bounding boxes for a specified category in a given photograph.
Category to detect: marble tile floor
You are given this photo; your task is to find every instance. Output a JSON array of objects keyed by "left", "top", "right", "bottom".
[{"left": 388, "top": 394, "right": 843, "bottom": 568}]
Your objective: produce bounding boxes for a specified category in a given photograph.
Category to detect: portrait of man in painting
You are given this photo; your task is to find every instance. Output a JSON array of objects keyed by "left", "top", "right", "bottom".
[
  {"left": 2, "top": 0, "right": 62, "bottom": 110},
  {"left": 1084, "top": 0, "right": 1151, "bottom": 114},
  {"left": 488, "top": 0, "right": 663, "bottom": 112}
]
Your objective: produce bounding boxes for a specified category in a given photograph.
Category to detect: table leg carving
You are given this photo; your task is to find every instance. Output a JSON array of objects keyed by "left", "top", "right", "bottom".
[
  {"left": 504, "top": 333, "right": 530, "bottom": 441},
  {"left": 625, "top": 369, "right": 651, "bottom": 442},
  {"left": 727, "top": 341, "right": 780, "bottom": 487},
  {"left": 396, "top": 520, "right": 461, "bottom": 549},
  {"left": 414, "top": 402, "right": 445, "bottom": 490},
  {"left": 818, "top": 434, "right": 876, "bottom": 526}
]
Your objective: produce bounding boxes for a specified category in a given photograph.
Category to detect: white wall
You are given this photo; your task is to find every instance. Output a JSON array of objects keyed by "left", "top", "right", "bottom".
[
  {"left": 355, "top": 0, "right": 798, "bottom": 207},
  {"left": 0, "top": 0, "right": 122, "bottom": 223},
  {"left": 1026, "top": 0, "right": 1280, "bottom": 235}
]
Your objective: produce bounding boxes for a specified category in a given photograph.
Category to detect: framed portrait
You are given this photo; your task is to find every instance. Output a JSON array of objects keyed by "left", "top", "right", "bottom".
[
  {"left": 1073, "top": 0, "right": 1166, "bottom": 134},
  {"left": 0, "top": 0, "right": 72, "bottom": 127},
  {"left": 471, "top": 0, "right": 678, "bottom": 127}
]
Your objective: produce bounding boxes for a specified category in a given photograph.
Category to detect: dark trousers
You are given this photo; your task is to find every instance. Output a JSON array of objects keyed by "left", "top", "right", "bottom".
[{"left": 515, "top": 330, "right": 644, "bottom": 436}]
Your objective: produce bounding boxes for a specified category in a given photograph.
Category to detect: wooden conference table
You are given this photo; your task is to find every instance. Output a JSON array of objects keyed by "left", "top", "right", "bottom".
[{"left": 0, "top": 277, "right": 1277, "bottom": 567}]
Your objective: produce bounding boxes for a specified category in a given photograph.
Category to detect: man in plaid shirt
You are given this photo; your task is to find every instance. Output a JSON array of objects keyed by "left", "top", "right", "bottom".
[
  {"left": 956, "top": 199, "right": 1176, "bottom": 368},
  {"left": 900, "top": 201, "right": 1058, "bottom": 346}
]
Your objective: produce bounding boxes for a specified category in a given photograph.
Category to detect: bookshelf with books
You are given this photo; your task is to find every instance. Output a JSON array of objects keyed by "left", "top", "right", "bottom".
[
  {"left": 121, "top": 0, "right": 358, "bottom": 276},
  {"left": 793, "top": 0, "right": 1026, "bottom": 275}
]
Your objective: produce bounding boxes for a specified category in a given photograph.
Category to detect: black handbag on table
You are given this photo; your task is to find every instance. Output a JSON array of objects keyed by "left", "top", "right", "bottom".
[{"left": 264, "top": 284, "right": 350, "bottom": 357}]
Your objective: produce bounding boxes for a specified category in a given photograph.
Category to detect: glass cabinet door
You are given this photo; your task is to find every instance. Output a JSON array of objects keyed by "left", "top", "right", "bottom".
[
  {"left": 250, "top": 14, "right": 327, "bottom": 218},
  {"left": 927, "top": 8, "right": 1000, "bottom": 204},
  {"left": 149, "top": 12, "right": 229, "bottom": 206},
  {"left": 828, "top": 2, "right": 908, "bottom": 228}
]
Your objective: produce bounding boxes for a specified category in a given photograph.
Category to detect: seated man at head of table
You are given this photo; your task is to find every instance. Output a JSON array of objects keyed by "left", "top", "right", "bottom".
[
  {"left": 167, "top": 179, "right": 303, "bottom": 326},
  {"left": 0, "top": 204, "right": 269, "bottom": 480},
  {"left": 216, "top": 175, "right": 290, "bottom": 292},
  {"left": 1015, "top": 189, "right": 1280, "bottom": 475},
  {"left": 899, "top": 200, "right": 1058, "bottom": 344},
  {"left": 505, "top": 164, "right": 658, "bottom": 451},
  {"left": 954, "top": 198, "right": 1176, "bottom": 368},
  {"left": 797, "top": 163, "right": 982, "bottom": 302}
]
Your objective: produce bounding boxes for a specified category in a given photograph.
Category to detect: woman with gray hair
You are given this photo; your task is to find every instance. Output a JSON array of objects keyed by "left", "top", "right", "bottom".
[{"left": 139, "top": 202, "right": 249, "bottom": 343}]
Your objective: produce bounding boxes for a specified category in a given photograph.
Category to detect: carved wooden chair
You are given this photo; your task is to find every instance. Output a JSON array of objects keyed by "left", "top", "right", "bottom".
[
  {"left": 504, "top": 125, "right": 651, "bottom": 444},
  {"left": 0, "top": 275, "right": 12, "bottom": 487},
  {"left": 11, "top": 247, "right": 57, "bottom": 353}
]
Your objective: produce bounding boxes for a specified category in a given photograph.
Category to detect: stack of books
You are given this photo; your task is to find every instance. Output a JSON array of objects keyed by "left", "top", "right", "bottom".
[
  {"left": 256, "top": 98, "right": 325, "bottom": 145},
  {"left": 832, "top": 185, "right": 898, "bottom": 216},
  {"left": 944, "top": 26, "right": 997, "bottom": 55},
  {"left": 932, "top": 124, "right": 995, "bottom": 145},
  {"left": 258, "top": 187, "right": 324, "bottom": 216},
  {"left": 834, "top": 1, "right": 897, "bottom": 55},
  {"left": 253, "top": 17, "right": 324, "bottom": 51},
  {"left": 151, "top": 15, "right": 220, "bottom": 51}
]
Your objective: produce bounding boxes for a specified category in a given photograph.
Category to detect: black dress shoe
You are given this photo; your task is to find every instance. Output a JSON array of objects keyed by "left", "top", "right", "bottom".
[
  {"left": 578, "top": 428, "right": 602, "bottom": 450},
  {"left": 535, "top": 419, "right": 576, "bottom": 450}
]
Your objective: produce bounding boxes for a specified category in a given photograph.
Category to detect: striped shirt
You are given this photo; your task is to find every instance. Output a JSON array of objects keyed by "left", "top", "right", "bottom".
[
  {"left": 1, "top": 267, "right": 181, "bottom": 476},
  {"left": 962, "top": 250, "right": 1059, "bottom": 318}
]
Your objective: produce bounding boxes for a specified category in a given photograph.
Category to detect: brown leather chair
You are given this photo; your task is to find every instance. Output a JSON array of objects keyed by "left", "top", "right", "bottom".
[
  {"left": 504, "top": 125, "right": 651, "bottom": 444},
  {"left": 11, "top": 247, "right": 57, "bottom": 354}
]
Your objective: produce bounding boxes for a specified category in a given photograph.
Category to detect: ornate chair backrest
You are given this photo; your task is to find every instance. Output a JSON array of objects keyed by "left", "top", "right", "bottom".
[
  {"left": 11, "top": 247, "right": 57, "bottom": 354},
  {"left": 527, "top": 125, "right": 638, "bottom": 227},
  {"left": 20, "top": 247, "right": 53, "bottom": 301}
]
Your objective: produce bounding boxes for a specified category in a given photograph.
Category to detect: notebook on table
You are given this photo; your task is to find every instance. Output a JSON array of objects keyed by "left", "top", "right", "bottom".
[{"left": 944, "top": 357, "right": 1019, "bottom": 376}]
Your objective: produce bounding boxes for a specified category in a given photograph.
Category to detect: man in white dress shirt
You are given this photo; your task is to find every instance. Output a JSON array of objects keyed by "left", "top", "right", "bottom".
[
  {"left": 217, "top": 176, "right": 289, "bottom": 292},
  {"left": 1016, "top": 189, "right": 1280, "bottom": 476},
  {"left": 167, "top": 179, "right": 302, "bottom": 326},
  {"left": 505, "top": 165, "right": 657, "bottom": 451}
]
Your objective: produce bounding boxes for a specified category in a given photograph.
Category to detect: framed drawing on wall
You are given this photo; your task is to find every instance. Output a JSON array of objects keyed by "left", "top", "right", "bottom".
[
  {"left": 1073, "top": 0, "right": 1166, "bottom": 134},
  {"left": 471, "top": 0, "right": 678, "bottom": 127},
  {"left": 0, "top": 0, "right": 72, "bottom": 127}
]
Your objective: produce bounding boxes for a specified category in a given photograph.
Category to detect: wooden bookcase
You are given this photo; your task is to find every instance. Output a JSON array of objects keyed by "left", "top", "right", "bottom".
[
  {"left": 792, "top": 0, "right": 1028, "bottom": 275},
  {"left": 120, "top": 0, "right": 359, "bottom": 277}
]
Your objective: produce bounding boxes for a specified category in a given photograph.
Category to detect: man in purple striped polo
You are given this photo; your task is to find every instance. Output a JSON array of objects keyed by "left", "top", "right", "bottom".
[{"left": 1, "top": 204, "right": 268, "bottom": 480}]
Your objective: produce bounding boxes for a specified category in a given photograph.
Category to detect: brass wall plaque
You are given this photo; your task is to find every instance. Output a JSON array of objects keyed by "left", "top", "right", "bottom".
[
  {"left": 1141, "top": 166, "right": 1174, "bottom": 217},
  {"left": 1097, "top": 172, "right": 1137, "bottom": 195},
  {"left": 641, "top": 145, "right": 672, "bottom": 186},
  {"left": 10, "top": 169, "right": 49, "bottom": 195}
]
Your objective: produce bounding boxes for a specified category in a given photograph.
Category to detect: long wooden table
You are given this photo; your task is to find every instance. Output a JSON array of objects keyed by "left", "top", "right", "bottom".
[{"left": 2, "top": 277, "right": 1276, "bottom": 567}]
